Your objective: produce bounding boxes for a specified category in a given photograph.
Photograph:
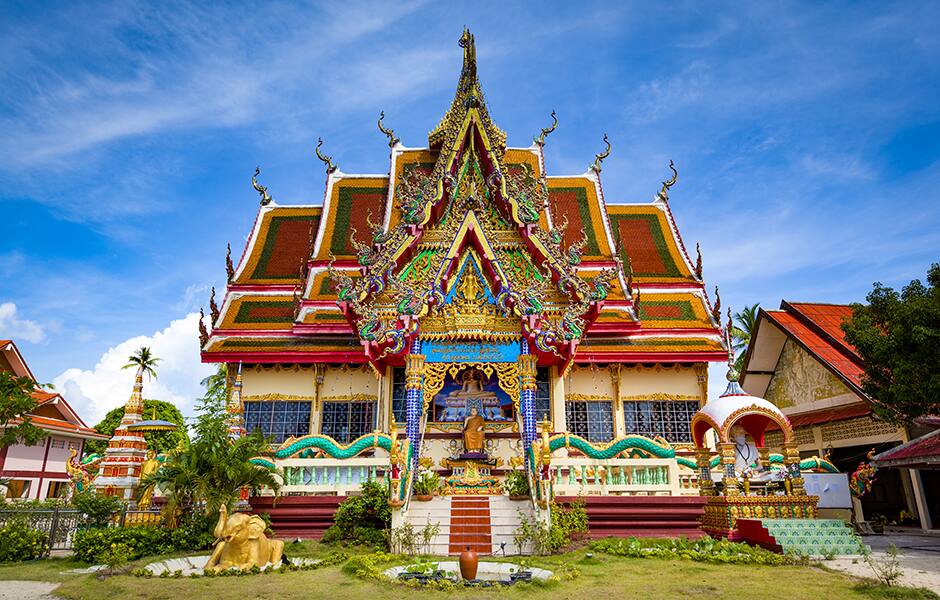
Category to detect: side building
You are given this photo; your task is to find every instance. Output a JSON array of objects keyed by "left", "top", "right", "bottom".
[
  {"left": 741, "top": 301, "right": 935, "bottom": 530},
  {"left": 0, "top": 340, "right": 107, "bottom": 500}
]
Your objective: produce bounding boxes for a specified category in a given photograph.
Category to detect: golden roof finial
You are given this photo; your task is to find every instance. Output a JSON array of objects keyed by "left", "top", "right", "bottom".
[
  {"left": 251, "top": 167, "right": 273, "bottom": 206},
  {"left": 590, "top": 133, "right": 610, "bottom": 173},
  {"left": 377, "top": 111, "right": 399, "bottom": 147},
  {"left": 459, "top": 28, "right": 476, "bottom": 73},
  {"left": 315, "top": 138, "right": 337, "bottom": 174},
  {"left": 656, "top": 160, "right": 678, "bottom": 202},
  {"left": 535, "top": 110, "right": 557, "bottom": 147}
]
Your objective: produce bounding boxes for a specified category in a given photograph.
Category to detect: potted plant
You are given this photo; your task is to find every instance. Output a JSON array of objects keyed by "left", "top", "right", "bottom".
[
  {"left": 504, "top": 470, "right": 530, "bottom": 500},
  {"left": 412, "top": 470, "right": 441, "bottom": 501}
]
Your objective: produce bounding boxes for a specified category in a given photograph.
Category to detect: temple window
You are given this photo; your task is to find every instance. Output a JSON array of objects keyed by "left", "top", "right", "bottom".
[
  {"left": 623, "top": 400, "right": 699, "bottom": 443},
  {"left": 534, "top": 367, "right": 551, "bottom": 422},
  {"left": 565, "top": 400, "right": 614, "bottom": 442},
  {"left": 391, "top": 367, "right": 407, "bottom": 425},
  {"left": 243, "top": 400, "right": 311, "bottom": 444},
  {"left": 321, "top": 399, "right": 376, "bottom": 443}
]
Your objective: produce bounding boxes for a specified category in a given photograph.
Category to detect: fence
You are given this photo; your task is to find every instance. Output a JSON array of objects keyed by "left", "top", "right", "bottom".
[{"left": 0, "top": 506, "right": 166, "bottom": 553}]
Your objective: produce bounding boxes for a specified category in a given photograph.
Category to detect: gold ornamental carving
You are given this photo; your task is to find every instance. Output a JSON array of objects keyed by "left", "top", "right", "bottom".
[
  {"left": 420, "top": 263, "right": 520, "bottom": 342},
  {"left": 622, "top": 393, "right": 700, "bottom": 402},
  {"left": 242, "top": 394, "right": 316, "bottom": 402}
]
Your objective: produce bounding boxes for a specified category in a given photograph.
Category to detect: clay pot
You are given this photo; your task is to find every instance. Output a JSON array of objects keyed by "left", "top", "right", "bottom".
[
  {"left": 415, "top": 494, "right": 433, "bottom": 502},
  {"left": 459, "top": 547, "right": 478, "bottom": 580}
]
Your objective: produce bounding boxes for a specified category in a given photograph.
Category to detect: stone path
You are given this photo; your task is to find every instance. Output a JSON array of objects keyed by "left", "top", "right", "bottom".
[
  {"left": 826, "top": 530, "right": 940, "bottom": 594},
  {"left": 0, "top": 581, "right": 59, "bottom": 600}
]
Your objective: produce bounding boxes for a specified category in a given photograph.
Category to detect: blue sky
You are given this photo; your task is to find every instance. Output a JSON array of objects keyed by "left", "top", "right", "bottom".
[{"left": 1, "top": 2, "right": 938, "bottom": 422}]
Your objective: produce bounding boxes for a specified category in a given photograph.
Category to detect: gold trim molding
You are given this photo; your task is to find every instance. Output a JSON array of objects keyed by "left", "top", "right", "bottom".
[
  {"left": 242, "top": 394, "right": 315, "bottom": 402},
  {"left": 622, "top": 393, "right": 700, "bottom": 402},
  {"left": 321, "top": 394, "right": 379, "bottom": 403}
]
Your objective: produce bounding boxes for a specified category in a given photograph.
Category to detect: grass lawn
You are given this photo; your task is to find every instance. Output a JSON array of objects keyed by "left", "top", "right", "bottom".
[{"left": 0, "top": 543, "right": 936, "bottom": 600}]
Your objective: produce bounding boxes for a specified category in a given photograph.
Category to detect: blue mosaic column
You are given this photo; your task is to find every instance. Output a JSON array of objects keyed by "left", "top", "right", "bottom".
[
  {"left": 405, "top": 338, "right": 424, "bottom": 469},
  {"left": 518, "top": 340, "right": 538, "bottom": 446}
]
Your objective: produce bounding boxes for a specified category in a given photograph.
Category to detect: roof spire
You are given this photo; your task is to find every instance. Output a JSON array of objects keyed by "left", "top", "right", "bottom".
[
  {"left": 252, "top": 167, "right": 273, "bottom": 205},
  {"left": 534, "top": 110, "right": 557, "bottom": 147},
  {"left": 459, "top": 28, "right": 476, "bottom": 76},
  {"left": 377, "top": 111, "right": 399, "bottom": 147},
  {"left": 315, "top": 138, "right": 337, "bottom": 174},
  {"left": 655, "top": 160, "right": 678, "bottom": 202},
  {"left": 722, "top": 306, "right": 745, "bottom": 395},
  {"left": 590, "top": 134, "right": 610, "bottom": 173}
]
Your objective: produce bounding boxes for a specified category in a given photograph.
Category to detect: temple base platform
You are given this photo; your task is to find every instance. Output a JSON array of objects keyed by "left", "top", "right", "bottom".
[
  {"left": 556, "top": 495, "right": 708, "bottom": 539},
  {"left": 701, "top": 495, "right": 819, "bottom": 540}
]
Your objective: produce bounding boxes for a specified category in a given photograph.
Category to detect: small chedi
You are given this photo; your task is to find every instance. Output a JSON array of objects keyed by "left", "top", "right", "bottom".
[{"left": 205, "top": 506, "right": 285, "bottom": 572}]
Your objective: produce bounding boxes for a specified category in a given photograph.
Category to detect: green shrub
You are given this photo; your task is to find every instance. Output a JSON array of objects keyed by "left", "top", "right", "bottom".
[
  {"left": 590, "top": 536, "right": 804, "bottom": 566},
  {"left": 73, "top": 515, "right": 214, "bottom": 564},
  {"left": 513, "top": 500, "right": 589, "bottom": 555},
  {"left": 0, "top": 519, "right": 48, "bottom": 562},
  {"left": 72, "top": 491, "right": 123, "bottom": 528},
  {"left": 504, "top": 470, "right": 530, "bottom": 497},
  {"left": 322, "top": 479, "right": 391, "bottom": 546},
  {"left": 411, "top": 471, "right": 441, "bottom": 496}
]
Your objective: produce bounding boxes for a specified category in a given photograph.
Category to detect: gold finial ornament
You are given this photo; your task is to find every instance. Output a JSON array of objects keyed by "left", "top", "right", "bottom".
[
  {"left": 694, "top": 242, "right": 703, "bottom": 280},
  {"left": 590, "top": 133, "right": 610, "bottom": 173},
  {"left": 315, "top": 138, "right": 337, "bottom": 174},
  {"left": 225, "top": 243, "right": 235, "bottom": 283},
  {"left": 251, "top": 167, "right": 273, "bottom": 206},
  {"left": 656, "top": 160, "right": 678, "bottom": 202},
  {"left": 712, "top": 285, "right": 722, "bottom": 326},
  {"left": 377, "top": 111, "right": 399, "bottom": 147},
  {"left": 535, "top": 110, "right": 557, "bottom": 146}
]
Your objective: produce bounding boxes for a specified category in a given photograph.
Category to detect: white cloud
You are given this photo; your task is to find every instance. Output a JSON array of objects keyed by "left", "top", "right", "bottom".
[
  {"left": 53, "top": 312, "right": 212, "bottom": 425},
  {"left": 0, "top": 302, "right": 45, "bottom": 343}
]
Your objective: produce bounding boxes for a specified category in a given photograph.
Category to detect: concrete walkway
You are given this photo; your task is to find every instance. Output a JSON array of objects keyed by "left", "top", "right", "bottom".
[
  {"left": 0, "top": 581, "right": 59, "bottom": 600},
  {"left": 826, "top": 530, "right": 940, "bottom": 593}
]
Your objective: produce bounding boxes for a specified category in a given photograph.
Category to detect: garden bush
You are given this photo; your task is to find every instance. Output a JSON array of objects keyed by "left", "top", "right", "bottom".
[
  {"left": 322, "top": 479, "right": 391, "bottom": 547},
  {"left": 72, "top": 490, "right": 123, "bottom": 528},
  {"left": 590, "top": 536, "right": 805, "bottom": 566},
  {"left": 0, "top": 518, "right": 48, "bottom": 562},
  {"left": 73, "top": 513, "right": 215, "bottom": 563}
]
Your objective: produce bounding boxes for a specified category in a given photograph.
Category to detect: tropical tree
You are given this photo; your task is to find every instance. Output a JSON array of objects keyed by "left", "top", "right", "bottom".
[
  {"left": 731, "top": 303, "right": 760, "bottom": 372},
  {"left": 200, "top": 363, "right": 228, "bottom": 400},
  {"left": 842, "top": 263, "right": 940, "bottom": 425},
  {"left": 86, "top": 400, "right": 188, "bottom": 456},
  {"left": 123, "top": 346, "right": 160, "bottom": 379},
  {"left": 0, "top": 371, "right": 47, "bottom": 447},
  {"left": 138, "top": 369, "right": 278, "bottom": 516}
]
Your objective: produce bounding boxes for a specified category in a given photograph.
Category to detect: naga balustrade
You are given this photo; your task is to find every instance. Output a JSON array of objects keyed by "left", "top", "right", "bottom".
[
  {"left": 550, "top": 457, "right": 681, "bottom": 496},
  {"left": 277, "top": 457, "right": 389, "bottom": 495}
]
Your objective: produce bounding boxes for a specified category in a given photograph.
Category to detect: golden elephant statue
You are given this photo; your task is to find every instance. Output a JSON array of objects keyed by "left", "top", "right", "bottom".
[{"left": 204, "top": 506, "right": 284, "bottom": 572}]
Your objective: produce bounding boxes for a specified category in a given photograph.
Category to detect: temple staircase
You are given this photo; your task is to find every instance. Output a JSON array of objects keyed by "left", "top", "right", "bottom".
[
  {"left": 404, "top": 495, "right": 534, "bottom": 555},
  {"left": 737, "top": 518, "right": 868, "bottom": 557},
  {"left": 556, "top": 495, "right": 707, "bottom": 539},
  {"left": 249, "top": 495, "right": 344, "bottom": 539}
]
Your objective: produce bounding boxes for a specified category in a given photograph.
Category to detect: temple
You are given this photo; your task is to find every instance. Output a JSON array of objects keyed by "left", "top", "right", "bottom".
[{"left": 200, "top": 31, "right": 837, "bottom": 549}]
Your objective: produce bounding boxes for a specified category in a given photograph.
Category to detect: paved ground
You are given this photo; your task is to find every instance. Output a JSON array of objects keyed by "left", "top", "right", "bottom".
[
  {"left": 0, "top": 581, "right": 59, "bottom": 600},
  {"left": 827, "top": 529, "right": 940, "bottom": 593}
]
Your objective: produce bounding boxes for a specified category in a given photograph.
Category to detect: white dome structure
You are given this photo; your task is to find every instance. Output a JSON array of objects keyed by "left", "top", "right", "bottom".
[{"left": 691, "top": 375, "right": 793, "bottom": 449}]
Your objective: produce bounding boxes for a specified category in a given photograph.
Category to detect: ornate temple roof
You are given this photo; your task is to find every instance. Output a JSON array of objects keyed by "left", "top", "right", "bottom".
[{"left": 202, "top": 30, "right": 725, "bottom": 367}]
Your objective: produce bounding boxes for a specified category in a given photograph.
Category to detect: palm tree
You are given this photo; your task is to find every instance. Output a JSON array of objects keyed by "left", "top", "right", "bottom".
[
  {"left": 123, "top": 346, "right": 160, "bottom": 380},
  {"left": 731, "top": 304, "right": 760, "bottom": 372},
  {"left": 200, "top": 363, "right": 228, "bottom": 401}
]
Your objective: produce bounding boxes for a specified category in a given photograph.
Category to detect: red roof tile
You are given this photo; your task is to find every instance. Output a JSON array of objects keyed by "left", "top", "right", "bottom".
[
  {"left": 785, "top": 302, "right": 860, "bottom": 359},
  {"left": 871, "top": 429, "right": 940, "bottom": 468},
  {"left": 763, "top": 309, "right": 865, "bottom": 389},
  {"left": 787, "top": 404, "right": 872, "bottom": 428}
]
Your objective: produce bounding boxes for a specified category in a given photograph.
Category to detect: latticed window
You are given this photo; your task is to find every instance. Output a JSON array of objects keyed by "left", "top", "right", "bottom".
[
  {"left": 565, "top": 401, "right": 614, "bottom": 442},
  {"left": 622, "top": 400, "right": 699, "bottom": 443},
  {"left": 534, "top": 367, "right": 551, "bottom": 423},
  {"left": 321, "top": 400, "right": 376, "bottom": 443},
  {"left": 391, "top": 367, "right": 407, "bottom": 425},
  {"left": 243, "top": 401, "right": 311, "bottom": 444}
]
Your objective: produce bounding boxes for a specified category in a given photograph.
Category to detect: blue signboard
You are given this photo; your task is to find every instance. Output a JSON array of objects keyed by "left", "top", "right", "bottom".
[{"left": 423, "top": 340, "right": 518, "bottom": 363}]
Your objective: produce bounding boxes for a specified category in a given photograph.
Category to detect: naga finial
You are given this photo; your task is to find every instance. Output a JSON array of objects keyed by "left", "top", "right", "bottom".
[
  {"left": 694, "top": 242, "right": 703, "bottom": 280},
  {"left": 225, "top": 243, "right": 235, "bottom": 283},
  {"left": 252, "top": 167, "right": 273, "bottom": 206},
  {"left": 198, "top": 308, "right": 209, "bottom": 347},
  {"left": 209, "top": 287, "right": 219, "bottom": 324},
  {"left": 590, "top": 133, "right": 611, "bottom": 173},
  {"left": 377, "top": 111, "right": 399, "bottom": 147},
  {"left": 725, "top": 306, "right": 738, "bottom": 379},
  {"left": 656, "top": 160, "right": 678, "bottom": 202},
  {"left": 712, "top": 285, "right": 722, "bottom": 325},
  {"left": 535, "top": 110, "right": 557, "bottom": 147},
  {"left": 315, "top": 138, "right": 337, "bottom": 174}
]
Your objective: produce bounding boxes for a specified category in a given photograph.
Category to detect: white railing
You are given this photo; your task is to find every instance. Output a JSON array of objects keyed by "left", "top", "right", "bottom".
[
  {"left": 277, "top": 457, "right": 388, "bottom": 495},
  {"left": 676, "top": 468, "right": 725, "bottom": 496},
  {"left": 551, "top": 457, "right": 681, "bottom": 496}
]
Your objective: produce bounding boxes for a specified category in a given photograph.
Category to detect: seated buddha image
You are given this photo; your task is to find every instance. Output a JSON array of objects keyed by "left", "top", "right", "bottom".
[{"left": 440, "top": 368, "right": 509, "bottom": 422}]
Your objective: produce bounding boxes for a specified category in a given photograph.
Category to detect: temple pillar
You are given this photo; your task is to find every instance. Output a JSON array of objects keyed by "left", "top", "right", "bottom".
[
  {"left": 719, "top": 442, "right": 739, "bottom": 495},
  {"left": 783, "top": 441, "right": 805, "bottom": 495},
  {"left": 518, "top": 341, "right": 538, "bottom": 446},
  {"left": 758, "top": 446, "right": 771, "bottom": 471},
  {"left": 405, "top": 339, "right": 425, "bottom": 468},
  {"left": 695, "top": 447, "right": 716, "bottom": 496}
]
